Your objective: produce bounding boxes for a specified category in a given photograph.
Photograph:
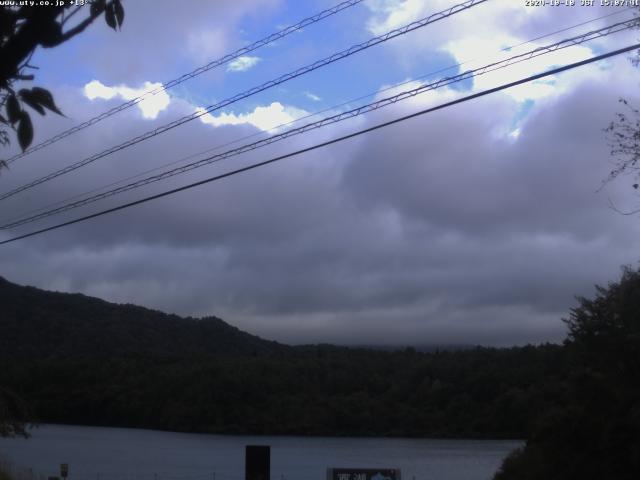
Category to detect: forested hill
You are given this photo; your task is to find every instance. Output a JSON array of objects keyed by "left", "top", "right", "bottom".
[
  {"left": 3, "top": 273, "right": 637, "bottom": 479},
  {"left": 0, "top": 275, "right": 567, "bottom": 439},
  {"left": 0, "top": 276, "right": 287, "bottom": 360}
]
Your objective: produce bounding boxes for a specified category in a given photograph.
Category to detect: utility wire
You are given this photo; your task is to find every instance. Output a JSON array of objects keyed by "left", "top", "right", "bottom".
[
  {"left": 1, "top": 42, "right": 637, "bottom": 247},
  {"left": 5, "top": 6, "right": 631, "bottom": 226},
  {"left": 2, "top": 17, "right": 635, "bottom": 230},
  {"left": 0, "top": 0, "right": 488, "bottom": 202},
  {"left": 4, "top": 0, "right": 366, "bottom": 164}
]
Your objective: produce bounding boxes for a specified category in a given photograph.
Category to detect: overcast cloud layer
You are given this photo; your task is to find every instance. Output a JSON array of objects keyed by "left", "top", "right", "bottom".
[{"left": 1, "top": 0, "right": 639, "bottom": 346}]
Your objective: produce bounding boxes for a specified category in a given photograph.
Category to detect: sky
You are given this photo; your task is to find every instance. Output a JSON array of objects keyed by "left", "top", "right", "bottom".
[{"left": 1, "top": 0, "right": 640, "bottom": 346}]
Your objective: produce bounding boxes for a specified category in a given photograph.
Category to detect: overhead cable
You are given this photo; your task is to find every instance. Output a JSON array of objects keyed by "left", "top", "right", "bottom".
[
  {"left": 2, "top": 17, "right": 636, "bottom": 230},
  {"left": 4, "top": 0, "right": 366, "bottom": 164},
  {"left": 1, "top": 42, "right": 637, "bottom": 246},
  {"left": 9, "top": 4, "right": 631, "bottom": 226},
  {"left": 0, "top": 0, "right": 488, "bottom": 202}
]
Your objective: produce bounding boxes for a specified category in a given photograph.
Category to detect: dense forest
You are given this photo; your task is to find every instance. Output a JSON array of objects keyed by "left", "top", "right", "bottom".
[
  {"left": 494, "top": 267, "right": 640, "bottom": 479},
  {"left": 1, "top": 345, "right": 569, "bottom": 438},
  {"left": 0, "top": 275, "right": 566, "bottom": 439},
  {"left": 1, "top": 270, "right": 638, "bottom": 478}
]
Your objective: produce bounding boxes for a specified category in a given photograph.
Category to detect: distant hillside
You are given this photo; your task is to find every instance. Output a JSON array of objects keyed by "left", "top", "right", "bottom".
[
  {"left": 0, "top": 275, "right": 567, "bottom": 439},
  {"left": 0, "top": 276, "right": 287, "bottom": 361},
  {"left": 3, "top": 272, "right": 636, "bottom": 479}
]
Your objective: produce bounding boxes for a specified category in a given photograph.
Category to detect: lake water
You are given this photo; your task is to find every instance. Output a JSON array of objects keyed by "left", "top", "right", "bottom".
[{"left": 0, "top": 425, "right": 521, "bottom": 480}]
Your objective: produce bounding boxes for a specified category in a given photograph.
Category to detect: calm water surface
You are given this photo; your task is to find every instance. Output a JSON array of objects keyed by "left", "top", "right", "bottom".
[{"left": 0, "top": 425, "right": 521, "bottom": 480}]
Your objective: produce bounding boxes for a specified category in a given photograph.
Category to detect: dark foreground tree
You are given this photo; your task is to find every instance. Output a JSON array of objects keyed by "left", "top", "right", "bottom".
[
  {"left": 0, "top": 388, "right": 32, "bottom": 437},
  {"left": 0, "top": 0, "right": 124, "bottom": 435},
  {"left": 0, "top": 0, "right": 124, "bottom": 168},
  {"left": 494, "top": 267, "right": 640, "bottom": 480}
]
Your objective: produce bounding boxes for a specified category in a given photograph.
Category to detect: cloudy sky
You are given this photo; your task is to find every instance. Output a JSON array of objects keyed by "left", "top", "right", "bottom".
[{"left": 1, "top": 0, "right": 640, "bottom": 346}]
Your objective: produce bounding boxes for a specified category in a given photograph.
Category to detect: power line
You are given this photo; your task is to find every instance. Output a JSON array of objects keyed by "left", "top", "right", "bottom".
[
  {"left": 1, "top": 42, "right": 637, "bottom": 247},
  {"left": 5, "top": 6, "right": 631, "bottom": 227},
  {"left": 0, "top": 0, "right": 488, "bottom": 202},
  {"left": 4, "top": 0, "right": 366, "bottom": 164},
  {"left": 2, "top": 17, "right": 635, "bottom": 230}
]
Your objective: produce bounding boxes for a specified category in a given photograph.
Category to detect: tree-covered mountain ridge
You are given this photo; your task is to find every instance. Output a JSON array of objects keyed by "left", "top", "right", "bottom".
[
  {"left": 0, "top": 275, "right": 287, "bottom": 360},
  {"left": 3, "top": 268, "right": 639, "bottom": 480},
  {"left": 0, "top": 274, "right": 570, "bottom": 440}
]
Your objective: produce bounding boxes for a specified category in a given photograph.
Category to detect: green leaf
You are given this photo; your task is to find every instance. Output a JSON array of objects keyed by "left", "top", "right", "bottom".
[
  {"left": 105, "top": 3, "right": 117, "bottom": 30},
  {"left": 114, "top": 0, "right": 124, "bottom": 28},
  {"left": 17, "top": 111, "right": 33, "bottom": 151},
  {"left": 19, "top": 89, "right": 46, "bottom": 115},
  {"left": 29, "top": 87, "right": 63, "bottom": 116},
  {"left": 6, "top": 94, "right": 21, "bottom": 124}
]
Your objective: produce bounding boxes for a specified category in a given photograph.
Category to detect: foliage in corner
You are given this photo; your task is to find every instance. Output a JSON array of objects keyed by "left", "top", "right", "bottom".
[
  {"left": 0, "top": 0, "right": 124, "bottom": 169},
  {"left": 604, "top": 99, "right": 640, "bottom": 200},
  {"left": 494, "top": 267, "right": 640, "bottom": 480},
  {"left": 602, "top": 9, "right": 640, "bottom": 213},
  {"left": 0, "top": 388, "right": 32, "bottom": 438}
]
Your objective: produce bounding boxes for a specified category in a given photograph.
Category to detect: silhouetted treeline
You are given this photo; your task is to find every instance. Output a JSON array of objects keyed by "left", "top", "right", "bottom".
[
  {"left": 494, "top": 267, "right": 640, "bottom": 480},
  {"left": 0, "top": 276, "right": 286, "bottom": 361},
  {"left": 0, "top": 275, "right": 568, "bottom": 438},
  {"left": 2, "top": 270, "right": 638, "bottom": 477},
  {"left": 1, "top": 344, "right": 568, "bottom": 438}
]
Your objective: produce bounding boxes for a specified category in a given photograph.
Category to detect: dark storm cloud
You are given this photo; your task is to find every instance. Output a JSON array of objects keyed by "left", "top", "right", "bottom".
[
  {"left": 2, "top": 3, "right": 640, "bottom": 346},
  {"left": 343, "top": 81, "right": 630, "bottom": 240}
]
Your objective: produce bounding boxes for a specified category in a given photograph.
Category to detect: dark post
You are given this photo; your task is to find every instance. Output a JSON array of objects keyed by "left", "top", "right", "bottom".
[{"left": 245, "top": 445, "right": 270, "bottom": 480}]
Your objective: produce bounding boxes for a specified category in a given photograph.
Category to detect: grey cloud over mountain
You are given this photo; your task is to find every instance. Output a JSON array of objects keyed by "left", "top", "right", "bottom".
[{"left": 1, "top": 1, "right": 639, "bottom": 346}]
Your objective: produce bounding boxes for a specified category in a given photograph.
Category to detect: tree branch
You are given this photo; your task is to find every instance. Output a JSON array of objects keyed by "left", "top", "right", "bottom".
[
  {"left": 54, "top": 4, "right": 107, "bottom": 45},
  {"left": 61, "top": 5, "right": 83, "bottom": 27},
  {"left": 607, "top": 196, "right": 640, "bottom": 216}
]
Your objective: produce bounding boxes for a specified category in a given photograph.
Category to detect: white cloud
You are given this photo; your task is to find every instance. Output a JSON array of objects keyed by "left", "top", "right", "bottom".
[
  {"left": 365, "top": 0, "right": 540, "bottom": 38},
  {"left": 5, "top": 52, "right": 640, "bottom": 345},
  {"left": 198, "top": 101, "right": 308, "bottom": 131},
  {"left": 445, "top": 36, "right": 595, "bottom": 102},
  {"left": 6, "top": 0, "right": 640, "bottom": 346},
  {"left": 83, "top": 80, "right": 117, "bottom": 100},
  {"left": 362, "top": 0, "right": 624, "bottom": 106},
  {"left": 227, "top": 56, "right": 261, "bottom": 72},
  {"left": 365, "top": 0, "right": 425, "bottom": 36},
  {"left": 83, "top": 80, "right": 171, "bottom": 119},
  {"left": 305, "top": 92, "right": 322, "bottom": 102}
]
